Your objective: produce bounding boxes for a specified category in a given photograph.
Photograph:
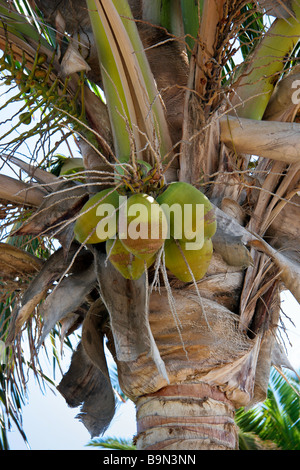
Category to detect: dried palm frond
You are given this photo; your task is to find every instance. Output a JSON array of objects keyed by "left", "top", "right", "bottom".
[{"left": 257, "top": 0, "right": 295, "bottom": 18}]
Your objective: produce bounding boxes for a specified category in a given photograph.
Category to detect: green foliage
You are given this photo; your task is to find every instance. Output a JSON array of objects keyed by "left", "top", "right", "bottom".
[
  {"left": 0, "top": 235, "right": 53, "bottom": 449},
  {"left": 0, "top": 364, "right": 29, "bottom": 450},
  {"left": 236, "top": 368, "right": 300, "bottom": 450},
  {"left": 0, "top": 0, "right": 92, "bottom": 170},
  {"left": 0, "top": 48, "right": 86, "bottom": 159},
  {"left": 87, "top": 436, "right": 136, "bottom": 450},
  {"left": 238, "top": 3, "right": 265, "bottom": 59},
  {"left": 180, "top": 0, "right": 202, "bottom": 55}
]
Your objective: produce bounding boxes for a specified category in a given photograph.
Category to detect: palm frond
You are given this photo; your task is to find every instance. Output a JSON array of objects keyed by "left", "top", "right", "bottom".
[
  {"left": 87, "top": 436, "right": 136, "bottom": 450},
  {"left": 236, "top": 367, "right": 300, "bottom": 450}
]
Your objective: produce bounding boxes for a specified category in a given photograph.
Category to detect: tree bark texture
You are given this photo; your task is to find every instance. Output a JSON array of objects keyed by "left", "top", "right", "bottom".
[{"left": 135, "top": 383, "right": 238, "bottom": 450}]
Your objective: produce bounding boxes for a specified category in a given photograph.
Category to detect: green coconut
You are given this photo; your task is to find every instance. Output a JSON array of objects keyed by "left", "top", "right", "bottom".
[
  {"left": 156, "top": 182, "right": 217, "bottom": 243},
  {"left": 106, "top": 237, "right": 155, "bottom": 280},
  {"left": 74, "top": 188, "right": 120, "bottom": 244},
  {"left": 164, "top": 237, "right": 213, "bottom": 283},
  {"left": 118, "top": 192, "right": 168, "bottom": 260}
]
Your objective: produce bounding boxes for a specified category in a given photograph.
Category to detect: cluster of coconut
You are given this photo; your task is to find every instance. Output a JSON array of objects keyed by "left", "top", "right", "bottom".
[{"left": 74, "top": 181, "right": 217, "bottom": 283}]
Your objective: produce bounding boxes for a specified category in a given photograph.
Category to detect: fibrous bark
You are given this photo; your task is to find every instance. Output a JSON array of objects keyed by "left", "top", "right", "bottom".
[{"left": 135, "top": 383, "right": 238, "bottom": 450}]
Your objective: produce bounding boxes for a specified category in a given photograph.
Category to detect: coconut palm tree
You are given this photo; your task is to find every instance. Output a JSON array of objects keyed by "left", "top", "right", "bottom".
[{"left": 0, "top": 0, "right": 300, "bottom": 451}]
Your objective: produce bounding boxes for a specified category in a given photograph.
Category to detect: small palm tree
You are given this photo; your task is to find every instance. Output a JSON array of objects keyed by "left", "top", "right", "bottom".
[{"left": 0, "top": 0, "right": 300, "bottom": 450}]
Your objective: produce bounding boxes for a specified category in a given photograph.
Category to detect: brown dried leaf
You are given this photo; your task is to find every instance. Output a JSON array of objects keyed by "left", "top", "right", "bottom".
[
  {"left": 258, "top": 0, "right": 295, "bottom": 19},
  {"left": 57, "top": 341, "right": 115, "bottom": 437},
  {"left": 0, "top": 174, "right": 46, "bottom": 207},
  {"left": 60, "top": 42, "right": 91, "bottom": 75},
  {"left": 38, "top": 261, "right": 96, "bottom": 345},
  {"left": 250, "top": 238, "right": 300, "bottom": 303},
  {"left": 15, "top": 181, "right": 89, "bottom": 238},
  {"left": 0, "top": 242, "right": 43, "bottom": 280},
  {"left": 6, "top": 244, "right": 92, "bottom": 343},
  {"left": 81, "top": 298, "right": 109, "bottom": 374},
  {"left": 3, "top": 154, "right": 58, "bottom": 188}
]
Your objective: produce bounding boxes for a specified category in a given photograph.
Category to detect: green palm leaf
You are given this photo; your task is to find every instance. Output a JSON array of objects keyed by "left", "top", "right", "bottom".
[
  {"left": 87, "top": 436, "right": 136, "bottom": 450},
  {"left": 236, "top": 368, "right": 300, "bottom": 450}
]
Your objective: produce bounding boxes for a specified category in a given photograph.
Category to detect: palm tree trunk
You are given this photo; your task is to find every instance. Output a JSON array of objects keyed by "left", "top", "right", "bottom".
[
  {"left": 109, "top": 274, "right": 258, "bottom": 451},
  {"left": 135, "top": 382, "right": 238, "bottom": 450}
]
